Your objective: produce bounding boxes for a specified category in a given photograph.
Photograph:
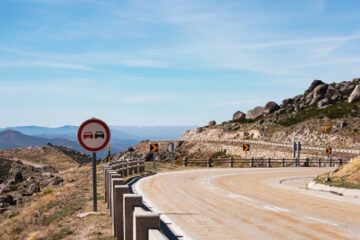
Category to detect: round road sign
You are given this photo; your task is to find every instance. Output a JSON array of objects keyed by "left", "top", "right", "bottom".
[
  {"left": 77, "top": 118, "right": 111, "bottom": 152},
  {"left": 167, "top": 143, "right": 175, "bottom": 153}
]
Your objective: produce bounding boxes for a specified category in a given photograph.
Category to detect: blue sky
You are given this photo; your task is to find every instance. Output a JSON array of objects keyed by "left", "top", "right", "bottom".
[{"left": 0, "top": 0, "right": 359, "bottom": 127}]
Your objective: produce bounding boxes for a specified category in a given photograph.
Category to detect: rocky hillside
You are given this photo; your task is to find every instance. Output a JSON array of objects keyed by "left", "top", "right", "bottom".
[
  {"left": 182, "top": 78, "right": 360, "bottom": 149},
  {"left": 116, "top": 78, "right": 360, "bottom": 163}
]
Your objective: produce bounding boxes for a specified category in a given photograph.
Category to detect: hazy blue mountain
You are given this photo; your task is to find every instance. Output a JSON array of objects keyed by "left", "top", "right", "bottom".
[
  {"left": 0, "top": 126, "right": 137, "bottom": 141},
  {"left": 0, "top": 125, "right": 197, "bottom": 140},
  {"left": 0, "top": 130, "right": 135, "bottom": 158}
]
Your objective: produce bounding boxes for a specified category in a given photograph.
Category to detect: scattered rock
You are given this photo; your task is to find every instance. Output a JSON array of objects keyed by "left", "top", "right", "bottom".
[
  {"left": 246, "top": 106, "right": 264, "bottom": 119},
  {"left": 264, "top": 101, "right": 280, "bottom": 114},
  {"left": 16, "top": 160, "right": 23, "bottom": 165},
  {"left": 317, "top": 98, "right": 330, "bottom": 108},
  {"left": 0, "top": 195, "right": 16, "bottom": 205},
  {"left": 348, "top": 84, "right": 360, "bottom": 103},
  {"left": 208, "top": 120, "right": 216, "bottom": 126},
  {"left": 232, "top": 111, "right": 246, "bottom": 121},
  {"left": 53, "top": 177, "right": 64, "bottom": 185},
  {"left": 255, "top": 119, "right": 265, "bottom": 125},
  {"left": 28, "top": 183, "right": 40, "bottom": 195},
  {"left": 334, "top": 120, "right": 347, "bottom": 129},
  {"left": 127, "top": 147, "right": 134, "bottom": 152},
  {"left": 14, "top": 172, "right": 23, "bottom": 183},
  {"left": 275, "top": 108, "right": 286, "bottom": 115}
]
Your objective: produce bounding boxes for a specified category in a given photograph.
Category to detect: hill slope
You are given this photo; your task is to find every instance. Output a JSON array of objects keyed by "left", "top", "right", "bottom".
[{"left": 0, "top": 144, "right": 90, "bottom": 171}]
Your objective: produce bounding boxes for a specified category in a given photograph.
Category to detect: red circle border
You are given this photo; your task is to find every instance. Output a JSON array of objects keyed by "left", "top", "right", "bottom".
[{"left": 77, "top": 118, "right": 111, "bottom": 152}]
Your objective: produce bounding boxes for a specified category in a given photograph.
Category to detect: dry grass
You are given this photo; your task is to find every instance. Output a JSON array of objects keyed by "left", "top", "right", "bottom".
[
  {"left": 315, "top": 156, "right": 360, "bottom": 189},
  {"left": 0, "top": 162, "right": 115, "bottom": 240}
]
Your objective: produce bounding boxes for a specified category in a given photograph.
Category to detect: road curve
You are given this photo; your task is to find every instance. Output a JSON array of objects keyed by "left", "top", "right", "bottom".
[{"left": 136, "top": 168, "right": 360, "bottom": 240}]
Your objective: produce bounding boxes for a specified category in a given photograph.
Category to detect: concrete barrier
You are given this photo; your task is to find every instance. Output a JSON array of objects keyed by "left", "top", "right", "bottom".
[
  {"left": 123, "top": 194, "right": 143, "bottom": 240},
  {"left": 108, "top": 173, "right": 121, "bottom": 209},
  {"left": 113, "top": 185, "right": 129, "bottom": 240},
  {"left": 133, "top": 207, "right": 164, "bottom": 240},
  {"left": 110, "top": 178, "right": 124, "bottom": 216}
]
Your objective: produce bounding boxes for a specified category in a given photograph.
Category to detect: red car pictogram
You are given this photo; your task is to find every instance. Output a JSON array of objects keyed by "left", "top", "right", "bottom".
[{"left": 83, "top": 132, "right": 93, "bottom": 139}]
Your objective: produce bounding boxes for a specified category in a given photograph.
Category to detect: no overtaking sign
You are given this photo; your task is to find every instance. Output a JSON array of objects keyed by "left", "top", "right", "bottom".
[{"left": 77, "top": 118, "right": 111, "bottom": 212}]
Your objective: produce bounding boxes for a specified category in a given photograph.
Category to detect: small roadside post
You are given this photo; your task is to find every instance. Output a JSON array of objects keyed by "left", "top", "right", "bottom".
[
  {"left": 167, "top": 143, "right": 175, "bottom": 167},
  {"left": 297, "top": 142, "right": 301, "bottom": 167},
  {"left": 293, "top": 142, "right": 297, "bottom": 167},
  {"left": 150, "top": 144, "right": 158, "bottom": 169},
  {"left": 108, "top": 144, "right": 111, "bottom": 163},
  {"left": 77, "top": 118, "right": 111, "bottom": 212}
]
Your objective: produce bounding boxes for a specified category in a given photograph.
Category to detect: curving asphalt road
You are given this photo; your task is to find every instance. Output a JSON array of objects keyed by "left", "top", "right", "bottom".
[{"left": 136, "top": 168, "right": 360, "bottom": 240}]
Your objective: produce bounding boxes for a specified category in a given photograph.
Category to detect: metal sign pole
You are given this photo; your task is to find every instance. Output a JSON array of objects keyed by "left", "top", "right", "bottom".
[
  {"left": 170, "top": 152, "right": 173, "bottom": 167},
  {"left": 153, "top": 152, "right": 156, "bottom": 169},
  {"left": 92, "top": 152, "right": 97, "bottom": 212}
]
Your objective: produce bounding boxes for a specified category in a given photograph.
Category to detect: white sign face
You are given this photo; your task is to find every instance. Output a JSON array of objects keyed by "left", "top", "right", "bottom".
[
  {"left": 77, "top": 118, "right": 111, "bottom": 152},
  {"left": 167, "top": 143, "right": 175, "bottom": 153}
]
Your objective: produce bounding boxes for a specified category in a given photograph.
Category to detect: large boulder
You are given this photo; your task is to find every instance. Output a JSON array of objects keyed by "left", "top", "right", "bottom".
[
  {"left": 264, "top": 101, "right": 280, "bottom": 114},
  {"left": 208, "top": 120, "right": 216, "bottom": 126},
  {"left": 317, "top": 98, "right": 330, "bottom": 108},
  {"left": 282, "top": 98, "right": 293, "bottom": 105},
  {"left": 310, "top": 84, "right": 328, "bottom": 105},
  {"left": 246, "top": 106, "right": 264, "bottom": 119},
  {"left": 349, "top": 85, "right": 360, "bottom": 103},
  {"left": 305, "top": 79, "right": 325, "bottom": 94},
  {"left": 232, "top": 111, "right": 246, "bottom": 121}
]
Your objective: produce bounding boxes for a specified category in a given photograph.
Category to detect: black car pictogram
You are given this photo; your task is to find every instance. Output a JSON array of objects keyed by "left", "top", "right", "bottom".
[{"left": 95, "top": 131, "right": 105, "bottom": 139}]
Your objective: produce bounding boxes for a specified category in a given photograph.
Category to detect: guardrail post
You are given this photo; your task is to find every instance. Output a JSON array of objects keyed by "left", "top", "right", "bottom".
[
  {"left": 134, "top": 161, "right": 138, "bottom": 174},
  {"left": 183, "top": 157, "right": 187, "bottom": 167},
  {"left": 107, "top": 172, "right": 121, "bottom": 208},
  {"left": 318, "top": 158, "right": 321, "bottom": 167},
  {"left": 123, "top": 194, "right": 143, "bottom": 240},
  {"left": 282, "top": 158, "right": 285, "bottom": 167},
  {"left": 267, "top": 157, "right": 271, "bottom": 167},
  {"left": 305, "top": 158, "right": 309, "bottom": 167},
  {"left": 329, "top": 158, "right": 332, "bottom": 167},
  {"left": 339, "top": 158, "right": 343, "bottom": 166},
  {"left": 113, "top": 185, "right": 129, "bottom": 240},
  {"left": 230, "top": 157, "right": 233, "bottom": 168},
  {"left": 129, "top": 161, "right": 133, "bottom": 175},
  {"left": 207, "top": 157, "right": 212, "bottom": 167},
  {"left": 133, "top": 210, "right": 161, "bottom": 240},
  {"left": 293, "top": 157, "right": 297, "bottom": 167},
  {"left": 109, "top": 174, "right": 122, "bottom": 212},
  {"left": 111, "top": 178, "right": 124, "bottom": 217},
  {"left": 250, "top": 157, "right": 254, "bottom": 167}
]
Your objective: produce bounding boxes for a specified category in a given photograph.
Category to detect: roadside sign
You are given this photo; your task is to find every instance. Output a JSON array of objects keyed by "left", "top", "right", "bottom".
[
  {"left": 243, "top": 144, "right": 250, "bottom": 152},
  {"left": 167, "top": 143, "right": 175, "bottom": 153},
  {"left": 326, "top": 147, "right": 332, "bottom": 156},
  {"left": 150, "top": 144, "right": 158, "bottom": 153},
  {"left": 77, "top": 118, "right": 111, "bottom": 212},
  {"left": 77, "top": 118, "right": 111, "bottom": 152}
]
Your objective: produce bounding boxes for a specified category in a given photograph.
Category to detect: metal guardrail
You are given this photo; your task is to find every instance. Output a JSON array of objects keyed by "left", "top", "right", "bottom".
[
  {"left": 182, "top": 157, "right": 349, "bottom": 168},
  {"left": 154, "top": 138, "right": 360, "bottom": 155}
]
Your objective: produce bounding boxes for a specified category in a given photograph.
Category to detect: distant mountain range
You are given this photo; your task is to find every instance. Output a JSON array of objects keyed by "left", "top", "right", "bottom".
[
  {"left": 0, "top": 125, "right": 197, "bottom": 140},
  {"left": 0, "top": 125, "right": 197, "bottom": 158}
]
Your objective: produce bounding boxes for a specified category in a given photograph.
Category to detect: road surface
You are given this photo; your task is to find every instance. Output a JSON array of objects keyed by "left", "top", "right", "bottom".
[{"left": 136, "top": 168, "right": 360, "bottom": 240}]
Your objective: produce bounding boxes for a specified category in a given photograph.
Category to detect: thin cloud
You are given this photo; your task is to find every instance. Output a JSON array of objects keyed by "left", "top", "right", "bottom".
[
  {"left": 0, "top": 60, "right": 102, "bottom": 72},
  {"left": 122, "top": 94, "right": 171, "bottom": 103}
]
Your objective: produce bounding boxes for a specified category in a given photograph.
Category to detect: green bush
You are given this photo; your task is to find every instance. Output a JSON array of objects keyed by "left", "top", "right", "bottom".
[{"left": 278, "top": 101, "right": 359, "bottom": 126}]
